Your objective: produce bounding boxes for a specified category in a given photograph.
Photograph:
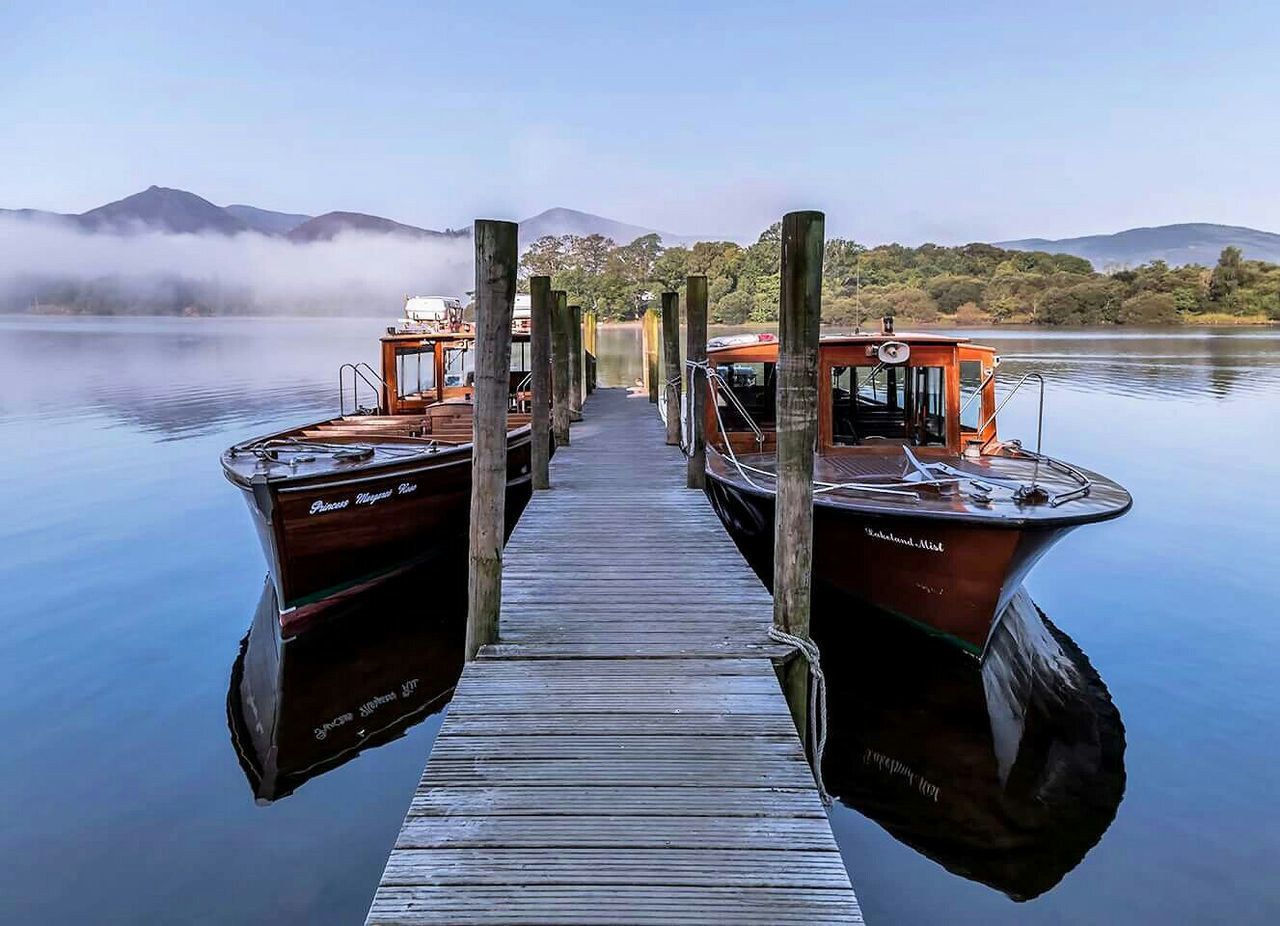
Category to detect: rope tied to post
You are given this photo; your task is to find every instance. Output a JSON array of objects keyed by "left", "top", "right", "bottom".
[{"left": 767, "top": 624, "right": 831, "bottom": 806}]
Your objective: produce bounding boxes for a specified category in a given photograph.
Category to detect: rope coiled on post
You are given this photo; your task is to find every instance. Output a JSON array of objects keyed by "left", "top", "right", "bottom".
[{"left": 768, "top": 624, "right": 832, "bottom": 806}]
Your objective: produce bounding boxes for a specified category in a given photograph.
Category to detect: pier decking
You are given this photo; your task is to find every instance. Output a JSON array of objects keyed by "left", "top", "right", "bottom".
[{"left": 367, "top": 388, "right": 862, "bottom": 925}]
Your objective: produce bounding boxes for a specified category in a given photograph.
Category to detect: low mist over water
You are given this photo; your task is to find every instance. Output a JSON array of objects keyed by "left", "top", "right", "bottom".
[{"left": 0, "top": 217, "right": 473, "bottom": 315}]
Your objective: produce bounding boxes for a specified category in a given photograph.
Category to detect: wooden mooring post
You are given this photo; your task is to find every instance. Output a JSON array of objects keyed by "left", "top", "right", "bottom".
[
  {"left": 661, "top": 291, "right": 681, "bottom": 446},
  {"left": 464, "top": 219, "right": 517, "bottom": 661},
  {"left": 583, "top": 310, "right": 598, "bottom": 393},
  {"left": 685, "top": 275, "right": 708, "bottom": 489},
  {"left": 774, "top": 210, "right": 824, "bottom": 729},
  {"left": 644, "top": 307, "right": 661, "bottom": 403},
  {"left": 551, "top": 289, "right": 571, "bottom": 447},
  {"left": 529, "top": 275, "right": 552, "bottom": 490},
  {"left": 569, "top": 304, "right": 584, "bottom": 419}
]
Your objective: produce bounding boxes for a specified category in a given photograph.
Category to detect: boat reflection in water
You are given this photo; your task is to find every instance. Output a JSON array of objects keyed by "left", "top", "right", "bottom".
[
  {"left": 816, "top": 588, "right": 1126, "bottom": 901},
  {"left": 226, "top": 565, "right": 466, "bottom": 803}
]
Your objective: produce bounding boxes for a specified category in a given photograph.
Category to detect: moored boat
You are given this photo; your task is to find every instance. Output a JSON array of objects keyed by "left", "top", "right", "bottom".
[
  {"left": 699, "top": 319, "right": 1132, "bottom": 655},
  {"left": 227, "top": 570, "right": 465, "bottom": 802},
  {"left": 222, "top": 298, "right": 541, "bottom": 633}
]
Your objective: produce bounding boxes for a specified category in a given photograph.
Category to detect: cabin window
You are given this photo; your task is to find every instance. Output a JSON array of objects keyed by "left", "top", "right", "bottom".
[
  {"left": 395, "top": 346, "right": 435, "bottom": 398},
  {"left": 716, "top": 361, "right": 776, "bottom": 430},
  {"left": 959, "top": 360, "right": 983, "bottom": 431},
  {"left": 444, "top": 346, "right": 475, "bottom": 388},
  {"left": 830, "top": 364, "right": 947, "bottom": 447},
  {"left": 510, "top": 341, "right": 532, "bottom": 373}
]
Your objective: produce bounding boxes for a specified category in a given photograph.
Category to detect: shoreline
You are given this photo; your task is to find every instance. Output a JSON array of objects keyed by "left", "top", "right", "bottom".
[{"left": 8, "top": 310, "right": 1276, "bottom": 329}]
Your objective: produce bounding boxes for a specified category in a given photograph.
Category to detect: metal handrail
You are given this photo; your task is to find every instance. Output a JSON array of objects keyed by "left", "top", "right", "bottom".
[
  {"left": 977, "top": 372, "right": 1045, "bottom": 493},
  {"left": 704, "top": 365, "right": 765, "bottom": 447},
  {"left": 339, "top": 362, "right": 390, "bottom": 416},
  {"left": 958, "top": 366, "right": 998, "bottom": 421},
  {"left": 979, "top": 372, "right": 1044, "bottom": 455}
]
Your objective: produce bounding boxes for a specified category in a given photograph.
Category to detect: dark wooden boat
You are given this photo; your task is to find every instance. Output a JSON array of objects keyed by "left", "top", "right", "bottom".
[
  {"left": 815, "top": 587, "right": 1125, "bottom": 900},
  {"left": 226, "top": 570, "right": 465, "bottom": 802},
  {"left": 222, "top": 311, "right": 540, "bottom": 633},
  {"left": 700, "top": 321, "right": 1132, "bottom": 655}
]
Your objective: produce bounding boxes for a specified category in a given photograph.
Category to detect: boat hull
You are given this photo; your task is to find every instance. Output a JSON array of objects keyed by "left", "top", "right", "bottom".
[
  {"left": 706, "top": 473, "right": 1072, "bottom": 653},
  {"left": 233, "top": 433, "right": 532, "bottom": 631}
]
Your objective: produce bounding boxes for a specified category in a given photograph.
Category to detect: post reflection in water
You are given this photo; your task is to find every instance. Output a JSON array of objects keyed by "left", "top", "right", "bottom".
[
  {"left": 814, "top": 588, "right": 1126, "bottom": 902},
  {"left": 227, "top": 564, "right": 468, "bottom": 803}
]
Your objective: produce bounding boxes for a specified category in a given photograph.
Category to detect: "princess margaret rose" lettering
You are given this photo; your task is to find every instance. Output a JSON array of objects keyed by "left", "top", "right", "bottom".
[{"left": 308, "top": 483, "right": 418, "bottom": 516}]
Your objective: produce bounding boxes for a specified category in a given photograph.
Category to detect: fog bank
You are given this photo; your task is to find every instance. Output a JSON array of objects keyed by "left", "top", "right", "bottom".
[{"left": 0, "top": 218, "right": 474, "bottom": 315}]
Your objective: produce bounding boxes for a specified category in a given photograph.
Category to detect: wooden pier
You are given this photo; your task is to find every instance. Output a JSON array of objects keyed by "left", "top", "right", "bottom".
[{"left": 367, "top": 388, "right": 862, "bottom": 925}]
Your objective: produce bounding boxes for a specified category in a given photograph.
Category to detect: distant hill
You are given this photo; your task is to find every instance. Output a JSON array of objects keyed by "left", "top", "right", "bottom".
[
  {"left": 517, "top": 207, "right": 710, "bottom": 248},
  {"left": 285, "top": 211, "right": 459, "bottom": 242},
  {"left": 77, "top": 186, "right": 251, "bottom": 235},
  {"left": 0, "top": 188, "right": 719, "bottom": 247},
  {"left": 0, "top": 207, "right": 73, "bottom": 224},
  {"left": 998, "top": 223, "right": 1280, "bottom": 269},
  {"left": 224, "top": 204, "right": 311, "bottom": 235},
  {"left": 11, "top": 188, "right": 1273, "bottom": 269}
]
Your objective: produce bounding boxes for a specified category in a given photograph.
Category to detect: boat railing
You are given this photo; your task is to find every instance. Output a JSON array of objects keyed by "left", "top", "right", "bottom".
[
  {"left": 339, "top": 362, "right": 389, "bottom": 416},
  {"left": 958, "top": 366, "right": 998, "bottom": 422},
  {"left": 979, "top": 372, "right": 1045, "bottom": 458},
  {"left": 975, "top": 371, "right": 1093, "bottom": 505},
  {"left": 705, "top": 367, "right": 766, "bottom": 448}
]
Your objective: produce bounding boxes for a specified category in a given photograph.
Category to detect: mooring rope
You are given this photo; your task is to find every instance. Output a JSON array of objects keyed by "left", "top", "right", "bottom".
[{"left": 768, "top": 624, "right": 832, "bottom": 806}]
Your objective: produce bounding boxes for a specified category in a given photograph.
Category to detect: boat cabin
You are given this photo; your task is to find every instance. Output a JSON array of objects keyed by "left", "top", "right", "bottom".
[
  {"left": 706, "top": 327, "right": 1001, "bottom": 458},
  {"left": 380, "top": 328, "right": 535, "bottom": 415}
]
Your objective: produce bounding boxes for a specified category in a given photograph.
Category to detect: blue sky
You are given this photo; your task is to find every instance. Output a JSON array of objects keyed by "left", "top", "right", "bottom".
[{"left": 3, "top": 1, "right": 1278, "bottom": 243}]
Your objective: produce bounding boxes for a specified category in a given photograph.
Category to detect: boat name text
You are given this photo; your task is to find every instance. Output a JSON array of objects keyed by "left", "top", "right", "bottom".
[
  {"left": 864, "top": 526, "right": 944, "bottom": 553},
  {"left": 314, "top": 712, "right": 353, "bottom": 740},
  {"left": 308, "top": 485, "right": 417, "bottom": 516},
  {"left": 309, "top": 498, "right": 350, "bottom": 515},
  {"left": 864, "top": 748, "right": 940, "bottom": 801}
]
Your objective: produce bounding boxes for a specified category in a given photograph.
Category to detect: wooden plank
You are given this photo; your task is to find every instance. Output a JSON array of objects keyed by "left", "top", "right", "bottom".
[
  {"left": 407, "top": 786, "right": 828, "bottom": 818},
  {"left": 366, "top": 387, "right": 861, "bottom": 925},
  {"left": 369, "top": 886, "right": 863, "bottom": 925}
]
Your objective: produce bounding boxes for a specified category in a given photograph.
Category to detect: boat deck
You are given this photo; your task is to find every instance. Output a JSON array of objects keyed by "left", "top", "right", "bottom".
[
  {"left": 221, "top": 406, "right": 532, "bottom": 483},
  {"left": 365, "top": 388, "right": 862, "bottom": 925},
  {"left": 709, "top": 445, "right": 1132, "bottom": 525}
]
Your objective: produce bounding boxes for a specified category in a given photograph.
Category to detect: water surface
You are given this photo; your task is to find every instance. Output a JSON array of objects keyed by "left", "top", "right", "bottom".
[{"left": 1, "top": 316, "right": 1277, "bottom": 923}]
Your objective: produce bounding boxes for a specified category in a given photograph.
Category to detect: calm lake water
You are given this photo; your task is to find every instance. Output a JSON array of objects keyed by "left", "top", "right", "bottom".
[{"left": 2, "top": 315, "right": 1278, "bottom": 924}]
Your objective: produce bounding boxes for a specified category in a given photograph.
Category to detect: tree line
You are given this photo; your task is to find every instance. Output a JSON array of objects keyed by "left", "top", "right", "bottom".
[{"left": 519, "top": 226, "right": 1280, "bottom": 325}]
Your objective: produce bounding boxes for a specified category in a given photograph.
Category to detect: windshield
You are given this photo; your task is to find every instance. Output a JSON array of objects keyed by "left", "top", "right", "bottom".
[{"left": 831, "top": 363, "right": 947, "bottom": 447}]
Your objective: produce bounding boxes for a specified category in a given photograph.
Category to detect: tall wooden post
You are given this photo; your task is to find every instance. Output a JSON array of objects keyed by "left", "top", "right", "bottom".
[
  {"left": 660, "top": 292, "right": 681, "bottom": 446},
  {"left": 465, "top": 219, "right": 517, "bottom": 661},
  {"left": 640, "top": 308, "right": 652, "bottom": 396},
  {"left": 569, "top": 305, "right": 584, "bottom": 419},
  {"left": 530, "top": 275, "right": 552, "bottom": 490},
  {"left": 551, "top": 290, "right": 571, "bottom": 447},
  {"left": 685, "top": 275, "right": 708, "bottom": 489},
  {"left": 644, "top": 308, "right": 661, "bottom": 404},
  {"left": 583, "top": 311, "right": 598, "bottom": 393},
  {"left": 773, "top": 210, "right": 824, "bottom": 731}
]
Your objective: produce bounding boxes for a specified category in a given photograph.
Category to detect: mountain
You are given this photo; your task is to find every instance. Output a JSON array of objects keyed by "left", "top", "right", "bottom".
[
  {"left": 285, "top": 211, "right": 460, "bottom": 242},
  {"left": 77, "top": 186, "right": 251, "bottom": 235},
  {"left": 224, "top": 204, "right": 311, "bottom": 235},
  {"left": 0, "top": 207, "right": 74, "bottom": 224},
  {"left": 997, "top": 223, "right": 1280, "bottom": 269},
  {"left": 517, "top": 207, "right": 710, "bottom": 248}
]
